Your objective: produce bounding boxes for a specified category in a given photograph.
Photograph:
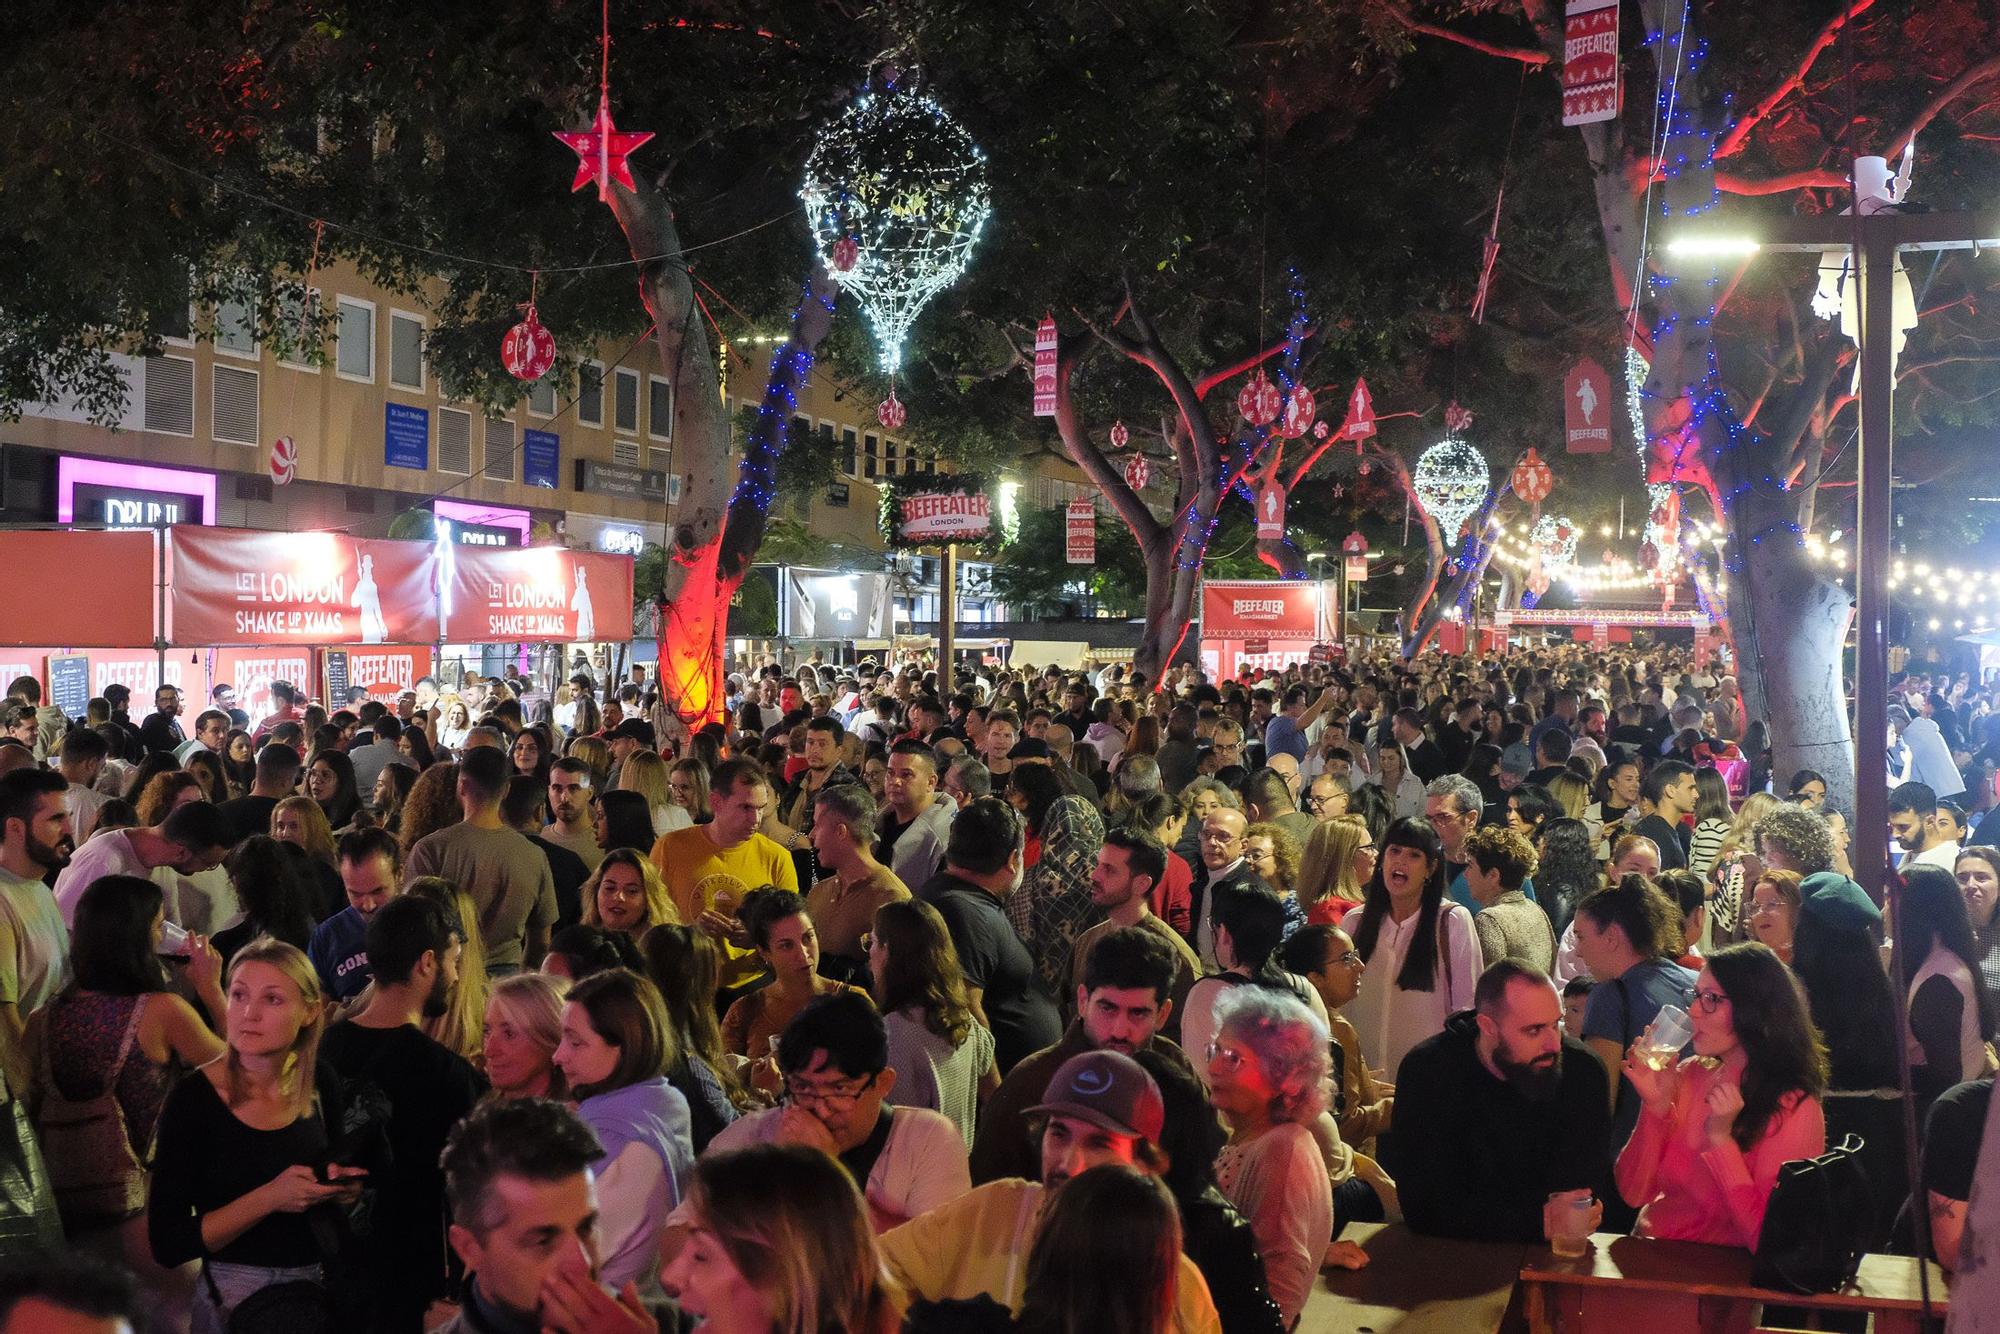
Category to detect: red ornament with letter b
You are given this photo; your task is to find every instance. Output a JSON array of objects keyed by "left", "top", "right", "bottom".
[{"left": 502, "top": 308, "right": 556, "bottom": 382}]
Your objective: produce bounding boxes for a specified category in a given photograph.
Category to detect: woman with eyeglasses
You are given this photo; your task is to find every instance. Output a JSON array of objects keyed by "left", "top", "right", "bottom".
[
  {"left": 1743, "top": 868, "right": 1803, "bottom": 965},
  {"left": 1616, "top": 942, "right": 1828, "bottom": 1249},
  {"left": 1280, "top": 923, "right": 1392, "bottom": 1158}
]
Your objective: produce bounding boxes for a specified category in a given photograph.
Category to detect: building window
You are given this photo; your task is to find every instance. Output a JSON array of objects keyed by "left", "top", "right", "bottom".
[
  {"left": 437, "top": 408, "right": 473, "bottom": 476},
  {"left": 275, "top": 286, "right": 321, "bottom": 369},
  {"left": 648, "top": 375, "right": 672, "bottom": 440},
  {"left": 214, "top": 291, "right": 258, "bottom": 358},
  {"left": 842, "top": 427, "right": 858, "bottom": 477},
  {"left": 614, "top": 368, "right": 640, "bottom": 433},
  {"left": 578, "top": 361, "right": 604, "bottom": 426},
  {"left": 335, "top": 298, "right": 374, "bottom": 381},
  {"left": 527, "top": 377, "right": 556, "bottom": 416},
  {"left": 864, "top": 433, "right": 879, "bottom": 481},
  {"left": 212, "top": 364, "right": 259, "bottom": 445},
  {"left": 389, "top": 311, "right": 425, "bottom": 390}
]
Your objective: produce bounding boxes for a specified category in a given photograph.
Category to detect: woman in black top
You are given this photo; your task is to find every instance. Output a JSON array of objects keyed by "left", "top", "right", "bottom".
[{"left": 149, "top": 937, "right": 361, "bottom": 1330}]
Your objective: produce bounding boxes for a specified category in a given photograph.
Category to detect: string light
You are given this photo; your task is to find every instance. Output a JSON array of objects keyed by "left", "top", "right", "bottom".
[
  {"left": 1412, "top": 438, "right": 1489, "bottom": 546},
  {"left": 800, "top": 70, "right": 991, "bottom": 375}
]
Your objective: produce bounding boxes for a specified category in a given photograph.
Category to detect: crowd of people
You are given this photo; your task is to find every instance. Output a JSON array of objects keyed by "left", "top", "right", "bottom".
[{"left": 0, "top": 646, "right": 1992, "bottom": 1332}]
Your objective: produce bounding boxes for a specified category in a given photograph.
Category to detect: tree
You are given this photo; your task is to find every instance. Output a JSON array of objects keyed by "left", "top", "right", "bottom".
[{"left": 1352, "top": 0, "right": 2000, "bottom": 812}]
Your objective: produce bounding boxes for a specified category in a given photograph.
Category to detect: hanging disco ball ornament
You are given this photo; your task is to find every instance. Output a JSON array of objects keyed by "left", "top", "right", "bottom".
[
  {"left": 800, "top": 69, "right": 992, "bottom": 375},
  {"left": 1412, "top": 438, "right": 1490, "bottom": 543},
  {"left": 1531, "top": 514, "right": 1579, "bottom": 575},
  {"left": 1237, "top": 372, "right": 1281, "bottom": 427}
]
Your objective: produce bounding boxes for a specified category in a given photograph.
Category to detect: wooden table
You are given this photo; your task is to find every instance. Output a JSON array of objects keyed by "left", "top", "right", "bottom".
[
  {"left": 1517, "top": 1234, "right": 1950, "bottom": 1334},
  {"left": 1302, "top": 1223, "right": 1531, "bottom": 1334}
]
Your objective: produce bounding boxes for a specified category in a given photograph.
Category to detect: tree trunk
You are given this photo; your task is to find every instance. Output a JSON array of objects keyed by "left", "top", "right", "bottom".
[{"left": 609, "top": 181, "right": 837, "bottom": 723}]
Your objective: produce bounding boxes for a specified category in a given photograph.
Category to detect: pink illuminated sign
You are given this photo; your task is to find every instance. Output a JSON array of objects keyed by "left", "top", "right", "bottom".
[
  {"left": 433, "top": 497, "right": 532, "bottom": 547},
  {"left": 57, "top": 456, "right": 216, "bottom": 527}
]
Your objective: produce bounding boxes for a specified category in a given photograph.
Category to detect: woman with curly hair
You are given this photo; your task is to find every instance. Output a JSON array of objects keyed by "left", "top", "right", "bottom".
[
  {"left": 1205, "top": 986, "right": 1335, "bottom": 1328},
  {"left": 396, "top": 762, "right": 462, "bottom": 856},
  {"left": 1244, "top": 821, "right": 1306, "bottom": 938},
  {"left": 868, "top": 897, "right": 997, "bottom": 1146}
]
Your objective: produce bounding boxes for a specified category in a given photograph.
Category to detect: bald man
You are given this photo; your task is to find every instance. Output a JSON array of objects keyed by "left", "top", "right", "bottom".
[{"left": 1189, "top": 807, "right": 1271, "bottom": 970}]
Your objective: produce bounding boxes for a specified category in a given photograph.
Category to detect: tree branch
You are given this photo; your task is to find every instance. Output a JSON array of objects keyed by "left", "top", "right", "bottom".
[
  {"left": 1886, "top": 55, "right": 2000, "bottom": 157},
  {"left": 1716, "top": 168, "right": 1848, "bottom": 196},
  {"left": 1382, "top": 2, "right": 1552, "bottom": 66},
  {"left": 1713, "top": 0, "right": 1879, "bottom": 162},
  {"left": 1193, "top": 334, "right": 1302, "bottom": 401}
]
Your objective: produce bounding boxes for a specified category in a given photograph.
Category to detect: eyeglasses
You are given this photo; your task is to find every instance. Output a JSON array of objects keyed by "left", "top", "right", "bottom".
[
  {"left": 859, "top": 932, "right": 876, "bottom": 953},
  {"left": 1684, "top": 987, "right": 1730, "bottom": 1014},
  {"left": 1205, "top": 1042, "right": 1249, "bottom": 1072},
  {"left": 1333, "top": 950, "right": 1363, "bottom": 967},
  {"left": 783, "top": 1075, "right": 874, "bottom": 1110},
  {"left": 1747, "top": 900, "right": 1786, "bottom": 917}
]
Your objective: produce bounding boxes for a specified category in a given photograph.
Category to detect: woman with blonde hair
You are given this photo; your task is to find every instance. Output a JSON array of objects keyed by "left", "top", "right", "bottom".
[
  {"left": 481, "top": 971, "right": 568, "bottom": 1100},
  {"left": 615, "top": 748, "right": 693, "bottom": 837},
  {"left": 409, "top": 876, "right": 488, "bottom": 1063},
  {"left": 148, "top": 938, "right": 362, "bottom": 1328},
  {"left": 669, "top": 756, "right": 711, "bottom": 824},
  {"left": 662, "top": 1142, "right": 900, "bottom": 1334},
  {"left": 397, "top": 762, "right": 462, "bottom": 856},
  {"left": 1547, "top": 771, "right": 1591, "bottom": 823},
  {"left": 436, "top": 697, "right": 472, "bottom": 752},
  {"left": 1709, "top": 791, "right": 1782, "bottom": 941},
  {"left": 270, "top": 795, "right": 336, "bottom": 867},
  {"left": 566, "top": 735, "right": 612, "bottom": 791},
  {"left": 581, "top": 847, "right": 679, "bottom": 940},
  {"left": 1296, "top": 816, "right": 1376, "bottom": 925}
]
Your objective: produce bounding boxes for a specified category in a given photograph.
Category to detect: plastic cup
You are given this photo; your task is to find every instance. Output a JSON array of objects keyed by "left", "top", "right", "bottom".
[
  {"left": 1642, "top": 1003, "right": 1693, "bottom": 1068},
  {"left": 1548, "top": 1193, "right": 1595, "bottom": 1258}
]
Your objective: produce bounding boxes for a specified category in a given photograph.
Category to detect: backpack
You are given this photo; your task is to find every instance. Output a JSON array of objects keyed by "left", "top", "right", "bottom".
[
  {"left": 32, "top": 998, "right": 146, "bottom": 1227},
  {"left": 1751, "top": 1133, "right": 1876, "bottom": 1294}
]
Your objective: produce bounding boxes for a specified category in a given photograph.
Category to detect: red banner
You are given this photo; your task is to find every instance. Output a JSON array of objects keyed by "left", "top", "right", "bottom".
[
  {"left": 211, "top": 647, "right": 314, "bottom": 720},
  {"left": 1562, "top": 0, "right": 1621, "bottom": 126},
  {"left": 170, "top": 528, "right": 438, "bottom": 646},
  {"left": 1255, "top": 477, "right": 1287, "bottom": 540},
  {"left": 1201, "top": 580, "right": 1318, "bottom": 639},
  {"left": 1065, "top": 500, "right": 1095, "bottom": 564},
  {"left": 1033, "top": 316, "right": 1058, "bottom": 416},
  {"left": 445, "top": 547, "right": 634, "bottom": 644},
  {"left": 345, "top": 647, "right": 429, "bottom": 699},
  {"left": 1564, "top": 358, "right": 1612, "bottom": 454},
  {"left": 0, "top": 531, "right": 158, "bottom": 647}
]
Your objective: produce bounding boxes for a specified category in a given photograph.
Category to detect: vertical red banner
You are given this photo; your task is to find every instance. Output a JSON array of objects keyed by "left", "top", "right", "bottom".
[
  {"left": 1033, "top": 315, "right": 1058, "bottom": 417},
  {"left": 1562, "top": 0, "right": 1621, "bottom": 126},
  {"left": 1065, "top": 500, "right": 1095, "bottom": 564}
]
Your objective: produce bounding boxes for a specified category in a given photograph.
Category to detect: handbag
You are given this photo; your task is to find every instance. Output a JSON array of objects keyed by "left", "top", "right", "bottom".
[
  {"left": 32, "top": 997, "right": 147, "bottom": 1226},
  {"left": 1750, "top": 1133, "right": 1875, "bottom": 1294},
  {"left": 203, "top": 1266, "right": 335, "bottom": 1334}
]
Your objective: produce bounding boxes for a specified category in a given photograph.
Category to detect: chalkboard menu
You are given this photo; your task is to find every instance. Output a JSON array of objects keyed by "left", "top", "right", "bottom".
[
  {"left": 48, "top": 655, "right": 89, "bottom": 720},
  {"left": 323, "top": 651, "right": 349, "bottom": 705}
]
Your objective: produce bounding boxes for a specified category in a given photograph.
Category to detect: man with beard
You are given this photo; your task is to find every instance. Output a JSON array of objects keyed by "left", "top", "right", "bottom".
[
  {"left": 321, "top": 895, "right": 488, "bottom": 1333},
  {"left": 0, "top": 769, "right": 73, "bottom": 1097},
  {"left": 1387, "top": 960, "right": 1609, "bottom": 1244}
]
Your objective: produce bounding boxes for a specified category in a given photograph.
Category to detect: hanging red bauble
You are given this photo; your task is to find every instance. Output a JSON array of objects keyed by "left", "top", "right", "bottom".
[
  {"left": 501, "top": 306, "right": 557, "bottom": 381},
  {"left": 1359, "top": 460, "right": 1373, "bottom": 476},
  {"left": 1237, "top": 372, "right": 1281, "bottom": 427},
  {"left": 877, "top": 393, "right": 907, "bottom": 431},
  {"left": 268, "top": 435, "right": 298, "bottom": 486},
  {"left": 1511, "top": 447, "right": 1554, "bottom": 505},
  {"left": 554, "top": 94, "right": 654, "bottom": 204},
  {"left": 1123, "top": 454, "right": 1150, "bottom": 491},
  {"left": 831, "top": 235, "right": 860, "bottom": 273},
  {"left": 1277, "top": 385, "right": 1317, "bottom": 439},
  {"left": 1108, "top": 420, "right": 1130, "bottom": 450},
  {"left": 1444, "top": 400, "right": 1474, "bottom": 434}
]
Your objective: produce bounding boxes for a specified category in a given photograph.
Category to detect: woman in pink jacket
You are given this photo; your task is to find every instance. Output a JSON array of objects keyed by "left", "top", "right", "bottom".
[{"left": 1616, "top": 941, "right": 1828, "bottom": 1248}]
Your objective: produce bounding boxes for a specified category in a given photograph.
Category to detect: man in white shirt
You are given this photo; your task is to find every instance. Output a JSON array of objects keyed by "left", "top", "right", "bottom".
[
  {"left": 51, "top": 802, "right": 232, "bottom": 927},
  {"left": 0, "top": 769, "right": 73, "bottom": 1095},
  {"left": 54, "top": 729, "right": 111, "bottom": 845},
  {"left": 1891, "top": 781, "right": 1962, "bottom": 871}
]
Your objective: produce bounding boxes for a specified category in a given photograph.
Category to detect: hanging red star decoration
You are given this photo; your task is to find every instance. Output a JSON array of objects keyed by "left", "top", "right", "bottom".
[{"left": 554, "top": 94, "right": 653, "bottom": 203}]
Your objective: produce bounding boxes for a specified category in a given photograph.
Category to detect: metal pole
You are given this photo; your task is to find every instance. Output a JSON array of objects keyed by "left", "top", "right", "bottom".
[
  {"left": 938, "top": 545, "right": 957, "bottom": 686},
  {"left": 1851, "top": 221, "right": 1896, "bottom": 904}
]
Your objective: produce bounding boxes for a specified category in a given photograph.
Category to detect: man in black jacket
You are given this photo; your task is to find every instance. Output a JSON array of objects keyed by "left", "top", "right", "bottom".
[{"left": 1388, "top": 960, "right": 1610, "bottom": 1245}]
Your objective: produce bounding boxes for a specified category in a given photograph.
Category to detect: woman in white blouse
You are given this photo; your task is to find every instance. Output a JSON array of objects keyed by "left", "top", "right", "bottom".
[{"left": 1340, "top": 815, "right": 1482, "bottom": 1077}]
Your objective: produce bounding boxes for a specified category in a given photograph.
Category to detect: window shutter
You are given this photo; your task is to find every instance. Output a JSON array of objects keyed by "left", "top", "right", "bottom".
[
  {"left": 437, "top": 408, "right": 472, "bottom": 475},
  {"left": 143, "top": 356, "right": 195, "bottom": 436},
  {"left": 613, "top": 439, "right": 642, "bottom": 467},
  {"left": 484, "top": 417, "right": 516, "bottom": 481},
  {"left": 211, "top": 364, "right": 260, "bottom": 445}
]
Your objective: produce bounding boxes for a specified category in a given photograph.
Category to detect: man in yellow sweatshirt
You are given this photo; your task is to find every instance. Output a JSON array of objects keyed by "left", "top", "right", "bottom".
[{"left": 879, "top": 1050, "right": 1222, "bottom": 1333}]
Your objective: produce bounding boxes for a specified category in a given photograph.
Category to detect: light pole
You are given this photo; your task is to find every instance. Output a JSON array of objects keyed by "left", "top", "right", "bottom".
[
  {"left": 1668, "top": 207, "right": 2000, "bottom": 906},
  {"left": 1306, "top": 552, "right": 1331, "bottom": 645}
]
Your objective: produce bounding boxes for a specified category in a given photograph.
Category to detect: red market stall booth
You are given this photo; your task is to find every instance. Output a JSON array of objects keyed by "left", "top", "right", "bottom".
[
  {"left": 1199, "top": 579, "right": 1332, "bottom": 680},
  {"left": 0, "top": 526, "right": 633, "bottom": 720},
  {"left": 1489, "top": 607, "right": 1722, "bottom": 667}
]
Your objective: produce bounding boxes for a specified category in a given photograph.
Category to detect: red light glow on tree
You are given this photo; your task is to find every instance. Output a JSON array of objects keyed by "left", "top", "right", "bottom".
[
  {"left": 501, "top": 306, "right": 557, "bottom": 381},
  {"left": 1511, "top": 448, "right": 1553, "bottom": 506},
  {"left": 1237, "top": 372, "right": 1281, "bottom": 427}
]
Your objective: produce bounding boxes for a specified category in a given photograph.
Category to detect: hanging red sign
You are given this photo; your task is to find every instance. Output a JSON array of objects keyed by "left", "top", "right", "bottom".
[
  {"left": 1342, "top": 378, "right": 1377, "bottom": 443},
  {"left": 1562, "top": 0, "right": 1621, "bottom": 126},
  {"left": 1238, "top": 373, "right": 1282, "bottom": 428},
  {"left": 501, "top": 308, "right": 557, "bottom": 382},
  {"left": 1123, "top": 454, "right": 1150, "bottom": 491},
  {"left": 1564, "top": 358, "right": 1612, "bottom": 453},
  {"left": 1255, "top": 476, "right": 1287, "bottom": 540},
  {"left": 1065, "top": 499, "right": 1096, "bottom": 565},
  {"left": 1033, "top": 315, "right": 1058, "bottom": 416},
  {"left": 1344, "top": 556, "right": 1369, "bottom": 582},
  {"left": 1512, "top": 448, "right": 1554, "bottom": 504},
  {"left": 1342, "top": 531, "right": 1368, "bottom": 556},
  {"left": 1277, "top": 386, "right": 1317, "bottom": 439}
]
